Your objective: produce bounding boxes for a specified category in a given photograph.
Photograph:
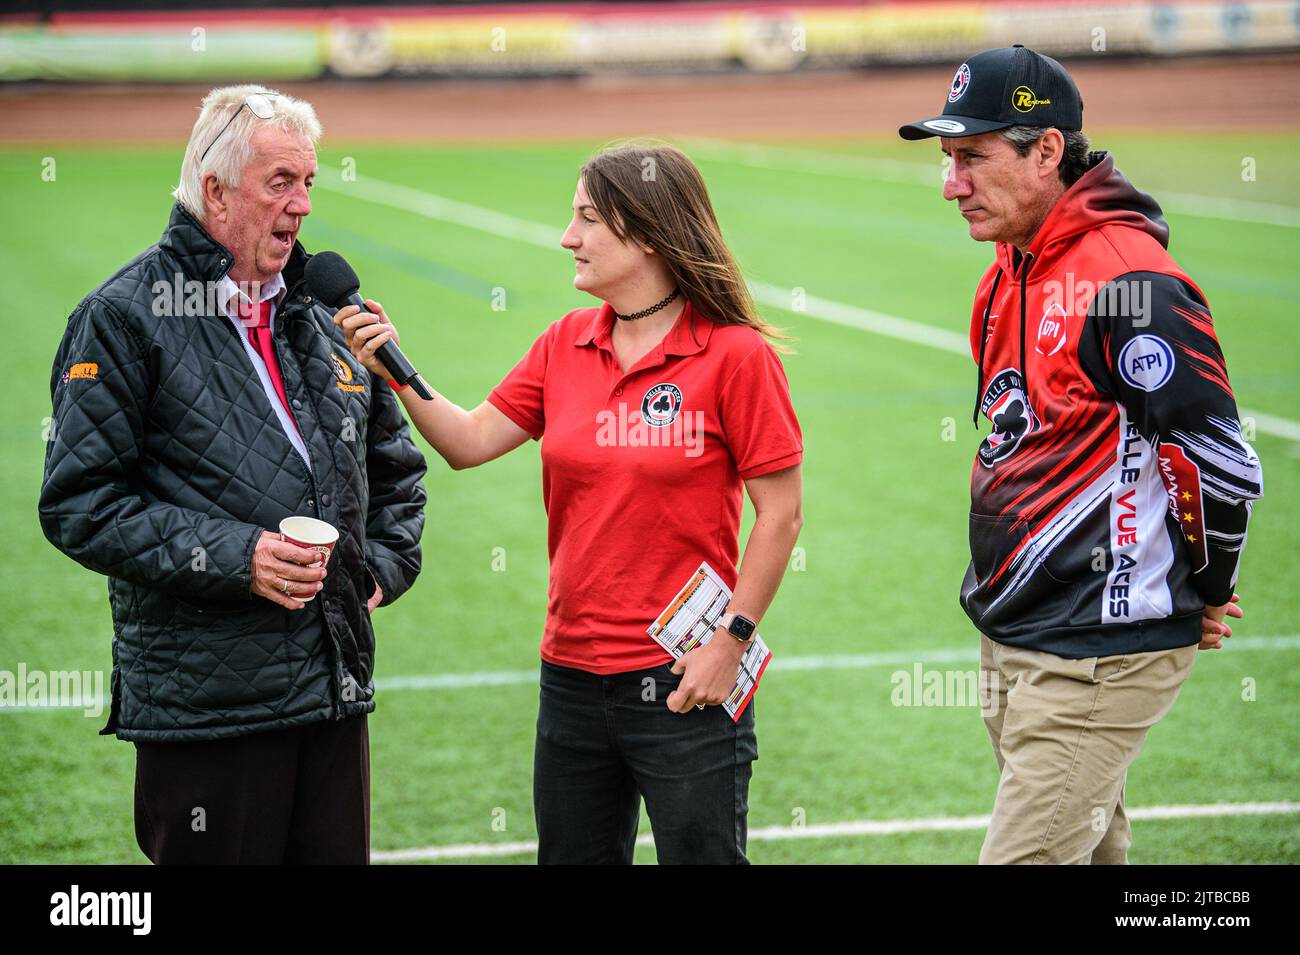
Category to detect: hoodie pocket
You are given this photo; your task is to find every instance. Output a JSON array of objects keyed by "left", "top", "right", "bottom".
[
  {"left": 967, "top": 512, "right": 1027, "bottom": 588},
  {"left": 966, "top": 510, "right": 1081, "bottom": 631}
]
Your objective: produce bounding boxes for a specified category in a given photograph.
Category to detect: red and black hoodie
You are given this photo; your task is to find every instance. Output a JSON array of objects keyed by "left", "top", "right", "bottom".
[{"left": 962, "top": 152, "right": 1263, "bottom": 658}]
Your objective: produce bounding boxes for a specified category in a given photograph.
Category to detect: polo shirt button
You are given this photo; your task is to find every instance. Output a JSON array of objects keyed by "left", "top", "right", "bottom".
[{"left": 615, "top": 387, "right": 623, "bottom": 396}]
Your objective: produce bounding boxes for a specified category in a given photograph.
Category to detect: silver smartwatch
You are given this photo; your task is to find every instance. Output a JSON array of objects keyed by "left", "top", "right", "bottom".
[{"left": 718, "top": 611, "right": 757, "bottom": 644}]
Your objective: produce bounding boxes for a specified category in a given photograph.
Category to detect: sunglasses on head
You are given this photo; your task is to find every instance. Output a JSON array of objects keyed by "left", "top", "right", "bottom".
[{"left": 200, "top": 93, "right": 276, "bottom": 163}]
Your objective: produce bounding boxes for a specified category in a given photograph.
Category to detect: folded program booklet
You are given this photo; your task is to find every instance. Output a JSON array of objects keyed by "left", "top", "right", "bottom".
[{"left": 646, "top": 561, "right": 772, "bottom": 721}]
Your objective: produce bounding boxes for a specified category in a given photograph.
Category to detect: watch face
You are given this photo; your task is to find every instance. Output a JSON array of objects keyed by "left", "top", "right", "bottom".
[{"left": 729, "top": 616, "right": 756, "bottom": 640}]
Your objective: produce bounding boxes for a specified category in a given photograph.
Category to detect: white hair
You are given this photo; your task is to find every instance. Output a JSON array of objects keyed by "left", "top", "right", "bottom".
[{"left": 173, "top": 84, "right": 322, "bottom": 221}]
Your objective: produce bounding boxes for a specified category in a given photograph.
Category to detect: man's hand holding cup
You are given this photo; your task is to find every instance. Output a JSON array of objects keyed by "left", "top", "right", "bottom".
[{"left": 251, "top": 516, "right": 339, "bottom": 610}]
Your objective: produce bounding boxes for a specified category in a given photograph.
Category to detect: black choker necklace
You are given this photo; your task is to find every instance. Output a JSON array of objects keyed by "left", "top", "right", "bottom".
[{"left": 614, "top": 288, "right": 680, "bottom": 322}]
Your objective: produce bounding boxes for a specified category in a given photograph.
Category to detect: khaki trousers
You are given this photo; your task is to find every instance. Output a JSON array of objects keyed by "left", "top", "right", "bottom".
[{"left": 978, "top": 632, "right": 1196, "bottom": 864}]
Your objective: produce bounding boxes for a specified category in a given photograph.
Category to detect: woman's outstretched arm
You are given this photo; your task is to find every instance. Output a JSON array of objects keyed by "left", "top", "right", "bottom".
[{"left": 335, "top": 300, "right": 531, "bottom": 470}]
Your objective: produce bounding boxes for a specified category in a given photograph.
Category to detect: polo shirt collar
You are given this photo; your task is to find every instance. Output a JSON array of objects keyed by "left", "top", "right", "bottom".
[{"left": 574, "top": 299, "right": 714, "bottom": 357}]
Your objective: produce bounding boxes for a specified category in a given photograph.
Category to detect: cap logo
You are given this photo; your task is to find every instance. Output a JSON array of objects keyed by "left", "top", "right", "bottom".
[
  {"left": 948, "top": 63, "right": 971, "bottom": 103},
  {"left": 923, "top": 119, "right": 966, "bottom": 134},
  {"left": 1012, "top": 86, "right": 1052, "bottom": 113}
]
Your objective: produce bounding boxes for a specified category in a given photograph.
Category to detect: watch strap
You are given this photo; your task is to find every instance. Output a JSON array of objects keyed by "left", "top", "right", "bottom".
[{"left": 719, "top": 611, "right": 756, "bottom": 642}]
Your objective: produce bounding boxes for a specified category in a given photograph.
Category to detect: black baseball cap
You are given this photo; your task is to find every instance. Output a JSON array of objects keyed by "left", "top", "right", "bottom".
[{"left": 898, "top": 45, "right": 1083, "bottom": 140}]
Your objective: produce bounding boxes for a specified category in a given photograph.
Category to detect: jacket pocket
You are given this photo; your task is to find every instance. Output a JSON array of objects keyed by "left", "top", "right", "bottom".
[
  {"left": 361, "top": 564, "right": 380, "bottom": 613},
  {"left": 99, "top": 665, "right": 121, "bottom": 736},
  {"left": 150, "top": 604, "right": 290, "bottom": 712},
  {"left": 171, "top": 595, "right": 259, "bottom": 621}
]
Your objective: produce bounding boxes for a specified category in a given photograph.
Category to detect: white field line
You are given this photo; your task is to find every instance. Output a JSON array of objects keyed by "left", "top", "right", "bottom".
[
  {"left": 7, "top": 635, "right": 1298, "bottom": 711},
  {"left": 747, "top": 279, "right": 969, "bottom": 355},
  {"left": 681, "top": 137, "right": 1300, "bottom": 229},
  {"left": 314, "top": 167, "right": 1299, "bottom": 443},
  {"left": 1233, "top": 410, "right": 1300, "bottom": 443},
  {"left": 372, "top": 801, "right": 1300, "bottom": 862},
  {"left": 380, "top": 633, "right": 1300, "bottom": 690}
]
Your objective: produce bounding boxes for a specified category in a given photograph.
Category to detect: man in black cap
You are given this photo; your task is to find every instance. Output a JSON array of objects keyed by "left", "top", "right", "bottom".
[{"left": 901, "top": 47, "right": 1262, "bottom": 864}]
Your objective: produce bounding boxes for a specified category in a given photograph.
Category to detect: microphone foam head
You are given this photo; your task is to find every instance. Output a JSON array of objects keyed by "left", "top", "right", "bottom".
[{"left": 304, "top": 251, "right": 360, "bottom": 308}]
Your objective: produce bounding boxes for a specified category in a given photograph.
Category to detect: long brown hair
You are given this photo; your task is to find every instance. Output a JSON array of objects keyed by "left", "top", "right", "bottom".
[{"left": 580, "top": 141, "right": 791, "bottom": 351}]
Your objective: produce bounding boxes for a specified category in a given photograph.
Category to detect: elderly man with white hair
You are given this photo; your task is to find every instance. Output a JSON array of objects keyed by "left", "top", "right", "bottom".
[{"left": 39, "top": 85, "right": 427, "bottom": 864}]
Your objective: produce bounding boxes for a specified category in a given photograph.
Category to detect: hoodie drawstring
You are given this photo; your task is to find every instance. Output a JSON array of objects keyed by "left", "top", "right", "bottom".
[
  {"left": 972, "top": 252, "right": 1032, "bottom": 428},
  {"left": 972, "top": 269, "right": 1003, "bottom": 427},
  {"left": 1019, "top": 252, "right": 1032, "bottom": 404}
]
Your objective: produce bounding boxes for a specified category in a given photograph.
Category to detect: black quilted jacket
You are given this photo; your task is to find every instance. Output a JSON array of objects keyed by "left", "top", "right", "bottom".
[{"left": 38, "top": 203, "right": 428, "bottom": 742}]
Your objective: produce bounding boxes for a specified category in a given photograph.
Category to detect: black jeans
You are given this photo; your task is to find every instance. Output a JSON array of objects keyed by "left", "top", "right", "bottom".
[{"left": 534, "top": 659, "right": 758, "bottom": 865}]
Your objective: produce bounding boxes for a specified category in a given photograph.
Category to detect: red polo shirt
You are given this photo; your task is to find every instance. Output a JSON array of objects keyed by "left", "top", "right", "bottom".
[{"left": 488, "top": 300, "right": 803, "bottom": 674}]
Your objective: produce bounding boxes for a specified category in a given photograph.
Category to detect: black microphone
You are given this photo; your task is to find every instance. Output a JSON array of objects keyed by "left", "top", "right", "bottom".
[{"left": 305, "top": 251, "right": 433, "bottom": 400}]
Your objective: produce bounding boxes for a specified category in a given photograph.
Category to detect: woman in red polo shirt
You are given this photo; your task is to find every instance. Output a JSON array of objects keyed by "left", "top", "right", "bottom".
[{"left": 335, "top": 144, "right": 803, "bottom": 864}]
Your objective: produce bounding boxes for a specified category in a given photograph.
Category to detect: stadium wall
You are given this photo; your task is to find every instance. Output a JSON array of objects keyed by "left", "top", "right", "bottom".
[{"left": 1, "top": 0, "right": 1297, "bottom": 82}]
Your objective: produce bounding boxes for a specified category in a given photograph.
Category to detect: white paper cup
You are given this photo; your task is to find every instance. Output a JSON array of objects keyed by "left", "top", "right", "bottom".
[{"left": 278, "top": 516, "right": 339, "bottom": 602}]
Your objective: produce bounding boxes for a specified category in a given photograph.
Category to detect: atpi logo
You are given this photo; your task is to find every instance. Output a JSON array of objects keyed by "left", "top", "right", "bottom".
[
  {"left": 1119, "top": 335, "right": 1175, "bottom": 392},
  {"left": 641, "top": 382, "right": 683, "bottom": 428},
  {"left": 1012, "top": 86, "right": 1052, "bottom": 112},
  {"left": 1035, "top": 302, "right": 1068, "bottom": 356},
  {"left": 948, "top": 62, "right": 971, "bottom": 103}
]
